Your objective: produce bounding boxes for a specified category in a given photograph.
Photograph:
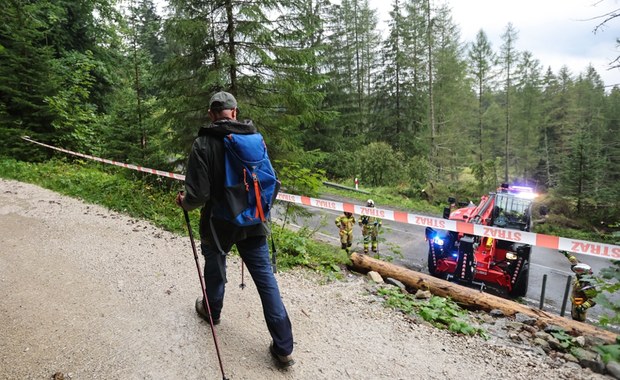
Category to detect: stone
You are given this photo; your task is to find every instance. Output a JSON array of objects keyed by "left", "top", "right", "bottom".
[
  {"left": 509, "top": 333, "right": 521, "bottom": 341},
  {"left": 572, "top": 347, "right": 606, "bottom": 374},
  {"left": 478, "top": 313, "right": 495, "bottom": 324},
  {"left": 584, "top": 335, "right": 607, "bottom": 347},
  {"left": 543, "top": 324, "right": 564, "bottom": 333},
  {"left": 385, "top": 277, "right": 406, "bottom": 290},
  {"left": 573, "top": 336, "right": 586, "bottom": 347},
  {"left": 514, "top": 312, "right": 537, "bottom": 326},
  {"left": 414, "top": 289, "right": 432, "bottom": 299},
  {"left": 506, "top": 321, "right": 525, "bottom": 331},
  {"left": 521, "top": 325, "right": 538, "bottom": 335},
  {"left": 533, "top": 337, "right": 551, "bottom": 352},
  {"left": 563, "top": 353, "right": 579, "bottom": 363},
  {"left": 606, "top": 360, "right": 620, "bottom": 379},
  {"left": 367, "top": 271, "right": 384, "bottom": 283},
  {"left": 563, "top": 362, "right": 583, "bottom": 371},
  {"left": 547, "top": 337, "right": 567, "bottom": 352},
  {"left": 490, "top": 309, "right": 505, "bottom": 318}
]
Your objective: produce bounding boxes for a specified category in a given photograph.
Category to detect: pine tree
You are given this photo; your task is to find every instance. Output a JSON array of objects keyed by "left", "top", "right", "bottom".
[
  {"left": 498, "top": 23, "right": 520, "bottom": 182},
  {"left": 512, "top": 50, "right": 543, "bottom": 185},
  {"left": 160, "top": 0, "right": 329, "bottom": 164},
  {"left": 0, "top": 1, "right": 58, "bottom": 159},
  {"left": 428, "top": 3, "right": 472, "bottom": 181},
  {"left": 467, "top": 29, "right": 495, "bottom": 168}
]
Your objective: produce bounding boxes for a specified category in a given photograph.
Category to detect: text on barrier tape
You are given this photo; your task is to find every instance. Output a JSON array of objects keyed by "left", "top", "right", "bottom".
[{"left": 22, "top": 136, "right": 620, "bottom": 260}]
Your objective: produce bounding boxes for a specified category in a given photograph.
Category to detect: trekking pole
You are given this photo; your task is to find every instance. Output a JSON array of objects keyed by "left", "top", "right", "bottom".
[
  {"left": 182, "top": 208, "right": 229, "bottom": 380},
  {"left": 240, "top": 261, "right": 246, "bottom": 289},
  {"left": 270, "top": 233, "right": 277, "bottom": 273}
]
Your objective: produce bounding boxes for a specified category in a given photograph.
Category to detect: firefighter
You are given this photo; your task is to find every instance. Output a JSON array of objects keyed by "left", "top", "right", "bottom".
[
  {"left": 561, "top": 250, "right": 598, "bottom": 322},
  {"left": 359, "top": 199, "right": 382, "bottom": 254},
  {"left": 335, "top": 211, "right": 356, "bottom": 254}
]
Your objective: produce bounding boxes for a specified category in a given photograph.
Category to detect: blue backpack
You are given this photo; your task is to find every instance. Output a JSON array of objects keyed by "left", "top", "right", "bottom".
[{"left": 212, "top": 132, "right": 280, "bottom": 226}]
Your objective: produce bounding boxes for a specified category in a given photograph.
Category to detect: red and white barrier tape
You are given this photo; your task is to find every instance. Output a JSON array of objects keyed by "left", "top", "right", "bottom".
[
  {"left": 22, "top": 136, "right": 186, "bottom": 181},
  {"left": 22, "top": 136, "right": 620, "bottom": 260}
]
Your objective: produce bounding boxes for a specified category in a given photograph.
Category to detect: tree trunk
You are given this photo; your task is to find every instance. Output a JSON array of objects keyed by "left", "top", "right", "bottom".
[{"left": 349, "top": 252, "right": 617, "bottom": 343}]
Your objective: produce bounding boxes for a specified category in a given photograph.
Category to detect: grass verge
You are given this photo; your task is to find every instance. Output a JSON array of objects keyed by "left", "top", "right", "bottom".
[{"left": 0, "top": 158, "right": 347, "bottom": 275}]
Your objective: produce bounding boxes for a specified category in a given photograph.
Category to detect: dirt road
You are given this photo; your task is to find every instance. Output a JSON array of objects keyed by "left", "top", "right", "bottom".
[{"left": 0, "top": 178, "right": 608, "bottom": 379}]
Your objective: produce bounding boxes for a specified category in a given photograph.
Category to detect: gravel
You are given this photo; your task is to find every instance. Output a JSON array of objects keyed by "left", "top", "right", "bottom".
[{"left": 0, "top": 178, "right": 612, "bottom": 380}]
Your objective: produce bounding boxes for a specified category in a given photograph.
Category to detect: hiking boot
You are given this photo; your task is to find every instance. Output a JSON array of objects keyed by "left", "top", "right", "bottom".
[
  {"left": 195, "top": 297, "right": 220, "bottom": 325},
  {"left": 269, "top": 342, "right": 295, "bottom": 368}
]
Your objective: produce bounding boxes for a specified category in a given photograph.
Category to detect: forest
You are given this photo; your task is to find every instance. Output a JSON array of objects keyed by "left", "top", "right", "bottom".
[{"left": 1, "top": 0, "right": 618, "bottom": 234}]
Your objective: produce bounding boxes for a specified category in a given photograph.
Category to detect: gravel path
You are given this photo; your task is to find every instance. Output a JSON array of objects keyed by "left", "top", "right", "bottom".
[{"left": 0, "top": 178, "right": 610, "bottom": 380}]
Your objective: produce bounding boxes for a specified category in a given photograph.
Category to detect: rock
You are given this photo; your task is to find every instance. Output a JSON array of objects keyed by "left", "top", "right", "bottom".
[
  {"left": 518, "top": 332, "right": 531, "bottom": 343},
  {"left": 478, "top": 313, "right": 496, "bottom": 324},
  {"left": 585, "top": 335, "right": 607, "bottom": 347},
  {"left": 385, "top": 277, "right": 405, "bottom": 290},
  {"left": 506, "top": 321, "right": 525, "bottom": 331},
  {"left": 563, "top": 353, "right": 579, "bottom": 363},
  {"left": 572, "top": 347, "right": 606, "bottom": 374},
  {"left": 533, "top": 337, "right": 551, "bottom": 352},
  {"left": 547, "top": 337, "right": 567, "bottom": 352},
  {"left": 414, "top": 289, "right": 432, "bottom": 299},
  {"left": 367, "top": 271, "right": 384, "bottom": 283},
  {"left": 490, "top": 309, "right": 505, "bottom": 318},
  {"left": 514, "top": 312, "right": 537, "bottom": 326},
  {"left": 535, "top": 331, "right": 551, "bottom": 340},
  {"left": 573, "top": 336, "right": 586, "bottom": 347},
  {"left": 509, "top": 333, "right": 521, "bottom": 341},
  {"left": 606, "top": 360, "right": 620, "bottom": 379},
  {"left": 521, "top": 325, "right": 538, "bottom": 335},
  {"left": 543, "top": 324, "right": 564, "bottom": 333},
  {"left": 563, "top": 362, "right": 583, "bottom": 371}
]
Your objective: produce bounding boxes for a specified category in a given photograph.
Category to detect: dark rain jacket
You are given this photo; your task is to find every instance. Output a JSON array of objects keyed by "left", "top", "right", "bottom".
[{"left": 181, "top": 119, "right": 269, "bottom": 252}]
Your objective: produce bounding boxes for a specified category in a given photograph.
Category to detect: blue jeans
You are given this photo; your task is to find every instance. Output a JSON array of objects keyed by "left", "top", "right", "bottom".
[{"left": 201, "top": 236, "right": 294, "bottom": 355}]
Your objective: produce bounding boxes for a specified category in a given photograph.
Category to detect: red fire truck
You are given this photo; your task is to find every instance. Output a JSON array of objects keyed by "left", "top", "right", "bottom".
[{"left": 425, "top": 184, "right": 536, "bottom": 298}]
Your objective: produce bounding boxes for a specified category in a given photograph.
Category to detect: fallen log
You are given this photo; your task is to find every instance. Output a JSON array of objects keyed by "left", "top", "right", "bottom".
[{"left": 349, "top": 252, "right": 618, "bottom": 343}]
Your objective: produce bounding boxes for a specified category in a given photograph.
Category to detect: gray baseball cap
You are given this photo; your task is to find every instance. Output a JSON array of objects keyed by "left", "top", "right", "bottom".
[{"left": 209, "top": 91, "right": 237, "bottom": 110}]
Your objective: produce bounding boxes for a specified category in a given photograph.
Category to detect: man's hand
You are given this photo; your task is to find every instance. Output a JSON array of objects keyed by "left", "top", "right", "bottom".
[{"left": 175, "top": 191, "right": 185, "bottom": 209}]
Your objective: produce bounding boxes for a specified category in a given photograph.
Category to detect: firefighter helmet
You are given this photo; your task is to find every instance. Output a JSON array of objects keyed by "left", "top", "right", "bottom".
[
  {"left": 571, "top": 263, "right": 592, "bottom": 276},
  {"left": 366, "top": 199, "right": 375, "bottom": 207}
]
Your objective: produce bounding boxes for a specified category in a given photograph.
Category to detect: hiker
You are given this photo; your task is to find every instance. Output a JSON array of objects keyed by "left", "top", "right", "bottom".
[
  {"left": 560, "top": 250, "right": 598, "bottom": 322},
  {"left": 359, "top": 199, "right": 382, "bottom": 254},
  {"left": 175, "top": 91, "right": 294, "bottom": 367},
  {"left": 335, "top": 211, "right": 356, "bottom": 254}
]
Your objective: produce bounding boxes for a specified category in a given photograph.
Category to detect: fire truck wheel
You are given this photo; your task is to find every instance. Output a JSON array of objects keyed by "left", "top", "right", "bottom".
[
  {"left": 427, "top": 247, "right": 447, "bottom": 279},
  {"left": 508, "top": 262, "right": 529, "bottom": 298}
]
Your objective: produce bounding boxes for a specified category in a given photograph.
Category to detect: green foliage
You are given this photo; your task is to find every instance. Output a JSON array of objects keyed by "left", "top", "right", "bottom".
[
  {"left": 593, "top": 260, "right": 620, "bottom": 327},
  {"left": 377, "top": 287, "right": 487, "bottom": 338},
  {"left": 355, "top": 142, "right": 405, "bottom": 187},
  {"left": 277, "top": 159, "right": 325, "bottom": 197},
  {"left": 532, "top": 191, "right": 619, "bottom": 244},
  {"left": 550, "top": 330, "right": 577, "bottom": 351},
  {"left": 0, "top": 158, "right": 347, "bottom": 278},
  {"left": 594, "top": 340, "right": 620, "bottom": 364},
  {"left": 46, "top": 51, "right": 99, "bottom": 151},
  {"left": 321, "top": 183, "right": 442, "bottom": 216},
  {"left": 0, "top": 0, "right": 618, "bottom": 247},
  {"left": 273, "top": 226, "right": 349, "bottom": 280}
]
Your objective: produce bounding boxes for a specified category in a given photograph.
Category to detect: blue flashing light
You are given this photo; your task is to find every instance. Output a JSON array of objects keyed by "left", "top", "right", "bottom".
[{"left": 433, "top": 237, "right": 444, "bottom": 246}]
